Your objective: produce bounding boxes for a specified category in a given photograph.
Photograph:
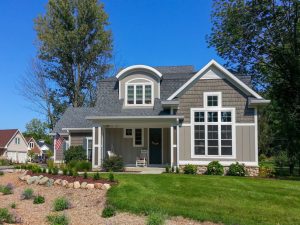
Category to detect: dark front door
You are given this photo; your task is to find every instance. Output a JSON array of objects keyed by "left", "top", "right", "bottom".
[{"left": 149, "top": 128, "right": 162, "bottom": 164}]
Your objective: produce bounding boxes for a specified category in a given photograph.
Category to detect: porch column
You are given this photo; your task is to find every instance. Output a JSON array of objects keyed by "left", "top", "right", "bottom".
[
  {"left": 92, "top": 126, "right": 102, "bottom": 169},
  {"left": 170, "top": 125, "right": 179, "bottom": 168}
]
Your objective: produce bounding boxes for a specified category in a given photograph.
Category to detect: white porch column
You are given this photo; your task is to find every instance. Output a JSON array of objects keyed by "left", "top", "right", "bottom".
[
  {"left": 170, "top": 126, "right": 174, "bottom": 167},
  {"left": 92, "top": 126, "right": 102, "bottom": 169}
]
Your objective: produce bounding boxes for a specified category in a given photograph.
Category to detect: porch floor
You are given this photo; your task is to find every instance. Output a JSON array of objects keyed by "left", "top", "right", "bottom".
[{"left": 124, "top": 166, "right": 165, "bottom": 174}]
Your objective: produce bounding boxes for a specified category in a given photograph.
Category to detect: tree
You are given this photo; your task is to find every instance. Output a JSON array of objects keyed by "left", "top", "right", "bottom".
[
  {"left": 208, "top": 0, "right": 300, "bottom": 175},
  {"left": 34, "top": 0, "right": 112, "bottom": 110},
  {"left": 24, "top": 118, "right": 51, "bottom": 144}
]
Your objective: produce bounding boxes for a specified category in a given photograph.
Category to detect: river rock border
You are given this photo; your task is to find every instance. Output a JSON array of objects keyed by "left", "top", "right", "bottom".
[{"left": 16, "top": 170, "right": 111, "bottom": 190}]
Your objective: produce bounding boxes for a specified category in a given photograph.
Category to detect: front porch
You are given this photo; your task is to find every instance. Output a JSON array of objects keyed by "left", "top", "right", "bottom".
[{"left": 89, "top": 117, "right": 181, "bottom": 169}]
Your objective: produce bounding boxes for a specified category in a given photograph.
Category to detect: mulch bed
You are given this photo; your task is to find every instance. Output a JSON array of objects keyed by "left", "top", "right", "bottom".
[{"left": 26, "top": 171, "right": 116, "bottom": 185}]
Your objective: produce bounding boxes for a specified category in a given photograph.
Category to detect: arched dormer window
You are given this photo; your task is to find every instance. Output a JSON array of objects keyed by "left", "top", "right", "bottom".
[{"left": 125, "top": 78, "right": 154, "bottom": 106}]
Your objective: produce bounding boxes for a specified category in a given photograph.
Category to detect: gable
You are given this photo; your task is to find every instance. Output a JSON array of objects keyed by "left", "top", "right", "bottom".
[
  {"left": 167, "top": 60, "right": 262, "bottom": 100},
  {"left": 7, "top": 132, "right": 28, "bottom": 152},
  {"left": 0, "top": 129, "right": 18, "bottom": 148}
]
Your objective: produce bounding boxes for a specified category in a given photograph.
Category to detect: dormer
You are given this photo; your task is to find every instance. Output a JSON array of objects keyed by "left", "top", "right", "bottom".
[{"left": 116, "top": 65, "right": 162, "bottom": 107}]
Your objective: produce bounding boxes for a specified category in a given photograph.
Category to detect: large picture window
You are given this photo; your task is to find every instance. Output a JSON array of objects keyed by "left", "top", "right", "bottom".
[
  {"left": 126, "top": 83, "right": 153, "bottom": 106},
  {"left": 191, "top": 109, "right": 235, "bottom": 158}
]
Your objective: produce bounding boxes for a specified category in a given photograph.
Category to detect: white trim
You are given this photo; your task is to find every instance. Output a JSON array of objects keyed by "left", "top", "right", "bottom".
[
  {"left": 92, "top": 127, "right": 96, "bottom": 168},
  {"left": 176, "top": 123, "right": 180, "bottom": 167},
  {"left": 203, "top": 92, "right": 222, "bottom": 108},
  {"left": 86, "top": 115, "right": 184, "bottom": 120},
  {"left": 123, "top": 128, "right": 133, "bottom": 138},
  {"left": 254, "top": 108, "right": 258, "bottom": 165},
  {"left": 190, "top": 107, "right": 236, "bottom": 159},
  {"left": 133, "top": 128, "right": 144, "bottom": 147},
  {"left": 167, "top": 59, "right": 263, "bottom": 100},
  {"left": 86, "top": 137, "right": 92, "bottom": 161},
  {"left": 125, "top": 78, "right": 154, "bottom": 107},
  {"left": 236, "top": 123, "right": 255, "bottom": 126},
  {"left": 178, "top": 160, "right": 258, "bottom": 167},
  {"left": 170, "top": 126, "right": 174, "bottom": 166},
  {"left": 68, "top": 134, "right": 71, "bottom": 147},
  {"left": 181, "top": 123, "right": 191, "bottom": 127},
  {"left": 98, "top": 126, "right": 102, "bottom": 167},
  {"left": 116, "top": 65, "right": 163, "bottom": 79},
  {"left": 62, "top": 128, "right": 92, "bottom": 131}
]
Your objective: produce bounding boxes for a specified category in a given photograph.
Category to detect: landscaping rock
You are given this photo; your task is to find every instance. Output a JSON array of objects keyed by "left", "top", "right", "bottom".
[
  {"left": 103, "top": 183, "right": 111, "bottom": 190},
  {"left": 67, "top": 182, "right": 74, "bottom": 188},
  {"left": 24, "top": 175, "right": 31, "bottom": 181},
  {"left": 81, "top": 182, "right": 87, "bottom": 189},
  {"left": 18, "top": 174, "right": 25, "bottom": 181},
  {"left": 74, "top": 181, "right": 81, "bottom": 189},
  {"left": 54, "top": 179, "right": 62, "bottom": 185},
  {"left": 61, "top": 180, "right": 68, "bottom": 187},
  {"left": 38, "top": 175, "right": 44, "bottom": 179},
  {"left": 34, "top": 177, "right": 41, "bottom": 184},
  {"left": 39, "top": 177, "right": 49, "bottom": 185},
  {"left": 46, "top": 179, "right": 54, "bottom": 187},
  {"left": 27, "top": 176, "right": 38, "bottom": 185},
  {"left": 86, "top": 184, "right": 94, "bottom": 189},
  {"left": 94, "top": 183, "right": 103, "bottom": 189}
]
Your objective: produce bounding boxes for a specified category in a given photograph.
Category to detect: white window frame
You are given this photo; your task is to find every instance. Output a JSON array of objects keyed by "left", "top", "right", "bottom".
[
  {"left": 133, "top": 128, "right": 144, "bottom": 147},
  {"left": 29, "top": 142, "right": 34, "bottom": 149},
  {"left": 123, "top": 128, "right": 133, "bottom": 138},
  {"left": 125, "top": 78, "right": 154, "bottom": 106},
  {"left": 86, "top": 137, "right": 93, "bottom": 161},
  {"left": 204, "top": 92, "right": 222, "bottom": 108},
  {"left": 15, "top": 137, "right": 20, "bottom": 145},
  {"left": 191, "top": 107, "right": 236, "bottom": 159}
]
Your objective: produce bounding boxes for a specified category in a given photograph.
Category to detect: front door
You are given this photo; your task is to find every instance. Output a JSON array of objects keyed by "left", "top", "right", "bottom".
[{"left": 149, "top": 128, "right": 162, "bottom": 164}]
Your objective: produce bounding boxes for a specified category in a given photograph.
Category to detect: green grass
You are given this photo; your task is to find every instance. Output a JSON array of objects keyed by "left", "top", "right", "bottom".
[{"left": 107, "top": 174, "right": 300, "bottom": 225}]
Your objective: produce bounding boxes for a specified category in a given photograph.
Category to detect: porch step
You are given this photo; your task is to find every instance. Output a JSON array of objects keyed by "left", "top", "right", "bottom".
[{"left": 125, "top": 166, "right": 165, "bottom": 174}]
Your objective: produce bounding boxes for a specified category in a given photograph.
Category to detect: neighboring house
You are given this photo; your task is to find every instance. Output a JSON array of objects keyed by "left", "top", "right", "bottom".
[
  {"left": 37, "top": 140, "right": 52, "bottom": 158},
  {"left": 0, "top": 129, "right": 28, "bottom": 163},
  {"left": 25, "top": 137, "right": 42, "bottom": 156},
  {"left": 52, "top": 60, "right": 270, "bottom": 174}
]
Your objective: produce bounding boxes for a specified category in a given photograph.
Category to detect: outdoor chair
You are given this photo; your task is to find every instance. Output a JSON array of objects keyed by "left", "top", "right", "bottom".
[
  {"left": 136, "top": 149, "right": 147, "bottom": 167},
  {"left": 107, "top": 150, "right": 117, "bottom": 159}
]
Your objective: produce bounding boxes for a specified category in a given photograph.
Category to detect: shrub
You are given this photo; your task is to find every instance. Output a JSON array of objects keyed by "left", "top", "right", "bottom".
[
  {"left": 183, "top": 164, "right": 197, "bottom": 175},
  {"left": 102, "top": 156, "right": 124, "bottom": 172},
  {"left": 10, "top": 203, "right": 16, "bottom": 209},
  {"left": 64, "top": 146, "right": 86, "bottom": 164},
  {"left": 259, "top": 154, "right": 267, "bottom": 162},
  {"left": 83, "top": 171, "right": 88, "bottom": 179},
  {"left": 67, "top": 160, "right": 92, "bottom": 172},
  {"left": 171, "top": 166, "right": 174, "bottom": 173},
  {"left": 176, "top": 166, "right": 180, "bottom": 174},
  {"left": 101, "top": 205, "right": 116, "bottom": 218},
  {"left": 67, "top": 169, "right": 73, "bottom": 177},
  {"left": 47, "top": 214, "right": 69, "bottom": 225},
  {"left": 62, "top": 168, "right": 68, "bottom": 176},
  {"left": 206, "top": 161, "right": 224, "bottom": 175},
  {"left": 33, "top": 195, "right": 45, "bottom": 204},
  {"left": 0, "top": 158, "right": 11, "bottom": 166},
  {"left": 108, "top": 172, "right": 114, "bottom": 182},
  {"left": 52, "top": 167, "right": 59, "bottom": 175},
  {"left": 48, "top": 168, "right": 52, "bottom": 174},
  {"left": 21, "top": 188, "right": 34, "bottom": 200},
  {"left": 47, "top": 159, "right": 54, "bottom": 169},
  {"left": 53, "top": 197, "right": 70, "bottom": 211},
  {"left": 0, "top": 208, "right": 14, "bottom": 224},
  {"left": 147, "top": 212, "right": 166, "bottom": 225},
  {"left": 72, "top": 169, "right": 79, "bottom": 178},
  {"left": 0, "top": 171, "right": 4, "bottom": 176},
  {"left": 165, "top": 166, "right": 170, "bottom": 173},
  {"left": 227, "top": 162, "right": 246, "bottom": 176},
  {"left": 274, "top": 151, "right": 288, "bottom": 168},
  {"left": 93, "top": 172, "right": 101, "bottom": 180},
  {"left": 0, "top": 183, "right": 13, "bottom": 195},
  {"left": 259, "top": 165, "right": 275, "bottom": 177},
  {"left": 42, "top": 167, "right": 47, "bottom": 173}
]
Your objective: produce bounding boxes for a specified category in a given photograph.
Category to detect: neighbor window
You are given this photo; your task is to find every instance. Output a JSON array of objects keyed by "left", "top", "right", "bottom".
[
  {"left": 123, "top": 128, "right": 133, "bottom": 138},
  {"left": 15, "top": 137, "right": 20, "bottom": 145},
  {"left": 126, "top": 83, "right": 153, "bottom": 105},
  {"left": 133, "top": 128, "right": 143, "bottom": 147},
  {"left": 192, "top": 109, "right": 234, "bottom": 157},
  {"left": 29, "top": 142, "right": 34, "bottom": 149}
]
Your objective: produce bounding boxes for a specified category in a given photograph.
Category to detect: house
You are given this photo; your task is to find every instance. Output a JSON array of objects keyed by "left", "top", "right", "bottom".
[
  {"left": 52, "top": 60, "right": 270, "bottom": 174},
  {"left": 0, "top": 129, "right": 28, "bottom": 163},
  {"left": 25, "top": 137, "right": 42, "bottom": 156},
  {"left": 37, "top": 140, "right": 52, "bottom": 158}
]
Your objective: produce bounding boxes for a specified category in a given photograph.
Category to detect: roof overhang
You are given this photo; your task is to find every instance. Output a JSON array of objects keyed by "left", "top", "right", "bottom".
[
  {"left": 161, "top": 100, "right": 179, "bottom": 108},
  {"left": 116, "top": 65, "right": 163, "bottom": 80},
  {"left": 248, "top": 97, "right": 271, "bottom": 108}
]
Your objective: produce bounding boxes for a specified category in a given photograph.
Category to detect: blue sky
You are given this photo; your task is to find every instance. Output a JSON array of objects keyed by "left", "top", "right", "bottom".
[{"left": 0, "top": 0, "right": 222, "bottom": 131}]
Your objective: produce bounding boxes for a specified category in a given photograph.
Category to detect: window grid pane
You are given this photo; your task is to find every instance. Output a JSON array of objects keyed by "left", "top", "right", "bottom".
[
  {"left": 207, "top": 96, "right": 218, "bottom": 106},
  {"left": 145, "top": 85, "right": 152, "bottom": 104},
  {"left": 208, "top": 112, "right": 218, "bottom": 122},
  {"left": 127, "top": 86, "right": 134, "bottom": 104},
  {"left": 194, "top": 112, "right": 204, "bottom": 122},
  {"left": 207, "top": 125, "right": 218, "bottom": 155},
  {"left": 135, "top": 86, "right": 143, "bottom": 104},
  {"left": 135, "top": 129, "right": 142, "bottom": 145},
  {"left": 221, "top": 111, "right": 232, "bottom": 122},
  {"left": 194, "top": 125, "right": 205, "bottom": 155},
  {"left": 221, "top": 125, "right": 232, "bottom": 155}
]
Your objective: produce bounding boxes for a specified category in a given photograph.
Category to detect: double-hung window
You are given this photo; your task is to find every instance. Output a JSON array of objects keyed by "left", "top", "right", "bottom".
[
  {"left": 133, "top": 128, "right": 144, "bottom": 147},
  {"left": 126, "top": 81, "right": 153, "bottom": 106},
  {"left": 191, "top": 92, "right": 235, "bottom": 158}
]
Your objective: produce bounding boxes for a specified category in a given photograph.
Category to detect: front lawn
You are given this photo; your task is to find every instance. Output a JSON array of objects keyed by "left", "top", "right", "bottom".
[{"left": 107, "top": 174, "right": 300, "bottom": 225}]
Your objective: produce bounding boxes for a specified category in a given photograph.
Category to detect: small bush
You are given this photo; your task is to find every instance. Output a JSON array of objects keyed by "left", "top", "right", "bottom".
[
  {"left": 176, "top": 167, "right": 180, "bottom": 174},
  {"left": 33, "top": 195, "right": 45, "bottom": 204},
  {"left": 52, "top": 167, "right": 59, "bottom": 175},
  {"left": 102, "top": 156, "right": 124, "bottom": 172},
  {"left": 101, "top": 205, "right": 116, "bottom": 218},
  {"left": 206, "top": 161, "right": 224, "bottom": 175},
  {"left": 259, "top": 165, "right": 275, "bottom": 177},
  {"left": 10, "top": 203, "right": 16, "bottom": 209},
  {"left": 147, "top": 212, "right": 166, "bottom": 225},
  {"left": 227, "top": 162, "right": 246, "bottom": 176},
  {"left": 183, "top": 164, "right": 197, "bottom": 174},
  {"left": 64, "top": 146, "right": 86, "bottom": 164},
  {"left": 108, "top": 172, "right": 114, "bottom": 182},
  {"left": 83, "top": 171, "right": 88, "bottom": 179},
  {"left": 0, "top": 158, "right": 11, "bottom": 166},
  {"left": 62, "top": 168, "right": 68, "bottom": 176},
  {"left": 47, "top": 214, "right": 69, "bottom": 225},
  {"left": 69, "top": 160, "right": 91, "bottom": 172},
  {"left": 47, "top": 159, "right": 54, "bottom": 169},
  {"left": 171, "top": 166, "right": 174, "bottom": 173},
  {"left": 42, "top": 167, "right": 47, "bottom": 173},
  {"left": 48, "top": 168, "right": 52, "bottom": 174},
  {"left": 72, "top": 169, "right": 79, "bottom": 178},
  {"left": 275, "top": 151, "right": 288, "bottom": 168},
  {"left": 165, "top": 166, "right": 170, "bottom": 173},
  {"left": 93, "top": 172, "right": 101, "bottom": 180},
  {"left": 0, "top": 171, "right": 4, "bottom": 176},
  {"left": 67, "top": 169, "right": 73, "bottom": 177},
  {"left": 259, "top": 154, "right": 267, "bottom": 162},
  {"left": 0, "top": 208, "right": 14, "bottom": 224},
  {"left": 0, "top": 184, "right": 13, "bottom": 195},
  {"left": 21, "top": 188, "right": 34, "bottom": 200},
  {"left": 53, "top": 197, "right": 70, "bottom": 211}
]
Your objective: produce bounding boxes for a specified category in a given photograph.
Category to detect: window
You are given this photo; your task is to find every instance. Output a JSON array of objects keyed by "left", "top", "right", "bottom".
[
  {"left": 191, "top": 109, "right": 234, "bottom": 157},
  {"left": 204, "top": 92, "right": 221, "bottom": 107},
  {"left": 15, "top": 137, "right": 20, "bottom": 145},
  {"left": 123, "top": 128, "right": 133, "bottom": 138},
  {"left": 133, "top": 128, "right": 144, "bottom": 147},
  {"left": 86, "top": 137, "right": 92, "bottom": 162},
  {"left": 126, "top": 82, "right": 153, "bottom": 106},
  {"left": 29, "top": 142, "right": 34, "bottom": 149},
  {"left": 208, "top": 96, "right": 218, "bottom": 106}
]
